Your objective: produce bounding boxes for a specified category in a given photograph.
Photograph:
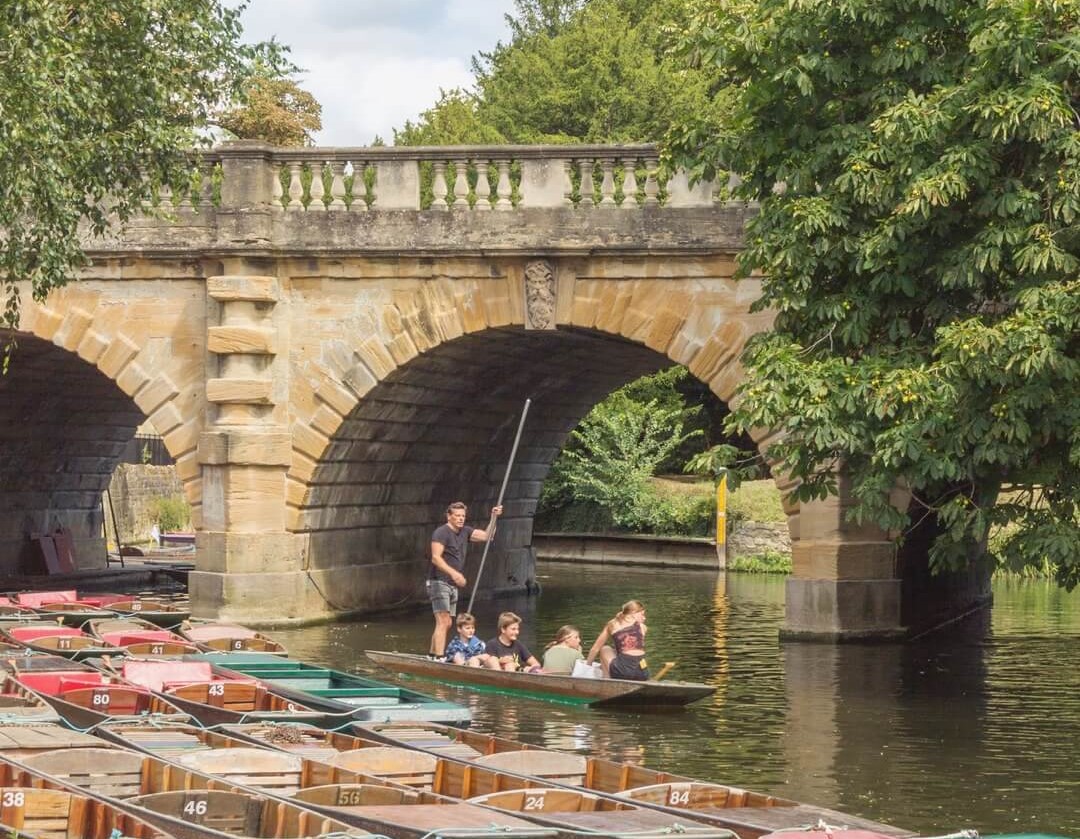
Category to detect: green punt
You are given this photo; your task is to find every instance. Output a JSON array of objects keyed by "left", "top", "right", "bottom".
[{"left": 191, "top": 653, "right": 471, "bottom": 726}]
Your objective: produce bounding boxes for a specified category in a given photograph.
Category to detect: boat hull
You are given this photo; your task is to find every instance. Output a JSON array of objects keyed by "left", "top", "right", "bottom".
[{"left": 364, "top": 651, "right": 715, "bottom": 707}]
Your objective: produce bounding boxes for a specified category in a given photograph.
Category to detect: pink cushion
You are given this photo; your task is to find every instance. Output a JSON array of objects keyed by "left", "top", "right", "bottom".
[
  {"left": 7, "top": 626, "right": 85, "bottom": 641},
  {"left": 122, "top": 660, "right": 212, "bottom": 692},
  {"left": 57, "top": 676, "right": 107, "bottom": 693},
  {"left": 16, "top": 591, "right": 77, "bottom": 608},
  {"left": 18, "top": 672, "right": 93, "bottom": 695}
]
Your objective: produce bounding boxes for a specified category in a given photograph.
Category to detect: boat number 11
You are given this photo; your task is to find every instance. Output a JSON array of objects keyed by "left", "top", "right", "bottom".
[{"left": 2, "top": 792, "right": 24, "bottom": 808}]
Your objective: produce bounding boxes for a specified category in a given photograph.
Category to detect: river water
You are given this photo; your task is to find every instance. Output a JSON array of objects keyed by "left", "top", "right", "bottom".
[{"left": 268, "top": 563, "right": 1080, "bottom": 836}]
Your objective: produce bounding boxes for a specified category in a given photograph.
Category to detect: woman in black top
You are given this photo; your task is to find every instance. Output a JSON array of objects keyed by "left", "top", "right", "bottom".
[{"left": 585, "top": 599, "right": 649, "bottom": 681}]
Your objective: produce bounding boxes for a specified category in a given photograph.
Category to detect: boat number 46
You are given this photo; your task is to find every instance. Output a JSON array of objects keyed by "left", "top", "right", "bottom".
[{"left": 183, "top": 800, "right": 209, "bottom": 816}]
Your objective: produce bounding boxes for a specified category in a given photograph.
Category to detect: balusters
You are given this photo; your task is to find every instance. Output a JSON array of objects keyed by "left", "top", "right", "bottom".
[
  {"left": 452, "top": 160, "right": 470, "bottom": 208},
  {"left": 644, "top": 157, "right": 660, "bottom": 206},
  {"left": 495, "top": 160, "right": 513, "bottom": 210},
  {"left": 578, "top": 159, "right": 595, "bottom": 208},
  {"left": 599, "top": 158, "right": 616, "bottom": 207},
  {"left": 309, "top": 162, "right": 326, "bottom": 211},
  {"left": 328, "top": 161, "right": 347, "bottom": 211},
  {"left": 474, "top": 161, "right": 492, "bottom": 211},
  {"left": 287, "top": 162, "right": 304, "bottom": 210},
  {"left": 620, "top": 157, "right": 638, "bottom": 208},
  {"left": 349, "top": 160, "right": 369, "bottom": 211},
  {"left": 432, "top": 161, "right": 449, "bottom": 210},
  {"left": 270, "top": 162, "right": 284, "bottom": 212}
]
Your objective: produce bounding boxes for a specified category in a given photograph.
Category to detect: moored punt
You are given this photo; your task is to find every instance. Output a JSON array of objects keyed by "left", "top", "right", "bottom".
[
  {"left": 0, "top": 622, "right": 123, "bottom": 661},
  {"left": 0, "top": 675, "right": 62, "bottom": 724},
  {"left": 364, "top": 650, "right": 715, "bottom": 707},
  {"left": 116, "top": 659, "right": 332, "bottom": 727},
  {"left": 94, "top": 722, "right": 664, "bottom": 839},
  {"left": 99, "top": 597, "right": 191, "bottom": 628},
  {"left": 7, "top": 664, "right": 190, "bottom": 729},
  {"left": 0, "top": 724, "right": 111, "bottom": 759},
  {"left": 199, "top": 653, "right": 471, "bottom": 726},
  {"left": 0, "top": 747, "right": 372, "bottom": 839},
  {"left": 356, "top": 722, "right": 915, "bottom": 839},
  {"left": 85, "top": 618, "right": 199, "bottom": 656},
  {"left": 12, "top": 591, "right": 117, "bottom": 624},
  {"left": 179, "top": 622, "right": 287, "bottom": 655},
  {"left": 0, "top": 783, "right": 169, "bottom": 839}
]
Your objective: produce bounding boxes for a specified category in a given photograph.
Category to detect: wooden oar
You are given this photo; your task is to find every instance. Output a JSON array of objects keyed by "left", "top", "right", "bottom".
[{"left": 653, "top": 661, "right": 676, "bottom": 681}]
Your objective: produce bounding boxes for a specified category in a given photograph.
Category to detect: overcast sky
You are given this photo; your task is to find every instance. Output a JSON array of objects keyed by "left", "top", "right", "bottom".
[{"left": 234, "top": 1, "right": 517, "bottom": 146}]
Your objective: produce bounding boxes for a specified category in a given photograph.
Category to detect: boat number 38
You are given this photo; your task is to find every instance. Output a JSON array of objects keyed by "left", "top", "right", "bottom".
[{"left": 2, "top": 791, "right": 25, "bottom": 808}]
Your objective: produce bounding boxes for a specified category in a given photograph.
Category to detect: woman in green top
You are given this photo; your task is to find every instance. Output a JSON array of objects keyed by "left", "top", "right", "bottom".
[{"left": 541, "top": 625, "right": 585, "bottom": 675}]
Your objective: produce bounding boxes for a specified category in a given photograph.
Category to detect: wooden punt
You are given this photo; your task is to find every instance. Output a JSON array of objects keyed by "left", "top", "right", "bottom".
[
  {"left": 8, "top": 663, "right": 191, "bottom": 729},
  {"left": 203, "top": 653, "right": 471, "bottom": 725},
  {"left": 365, "top": 650, "right": 715, "bottom": 707},
  {"left": 0, "top": 724, "right": 111, "bottom": 759},
  {"left": 0, "top": 623, "right": 123, "bottom": 661},
  {"left": 357, "top": 722, "right": 915, "bottom": 839},
  {"left": 0, "top": 784, "right": 171, "bottom": 839},
  {"left": 13, "top": 591, "right": 117, "bottom": 624},
  {"left": 0, "top": 675, "right": 62, "bottom": 724},
  {"left": 99, "top": 597, "right": 191, "bottom": 628},
  {"left": 132, "top": 723, "right": 744, "bottom": 837},
  {"left": 0, "top": 747, "right": 372, "bottom": 839},
  {"left": 179, "top": 623, "right": 287, "bottom": 655},
  {"left": 85, "top": 618, "right": 199, "bottom": 656},
  {"left": 115, "top": 659, "right": 331, "bottom": 727}
]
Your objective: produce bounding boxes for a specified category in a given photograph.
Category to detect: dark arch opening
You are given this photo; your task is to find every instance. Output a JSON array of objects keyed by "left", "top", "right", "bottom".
[
  {"left": 300, "top": 325, "right": 750, "bottom": 610},
  {"left": 0, "top": 332, "right": 146, "bottom": 573}
]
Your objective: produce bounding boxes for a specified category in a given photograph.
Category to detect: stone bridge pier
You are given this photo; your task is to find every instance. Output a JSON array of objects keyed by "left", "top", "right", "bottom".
[{"left": 0, "top": 142, "right": 990, "bottom": 640}]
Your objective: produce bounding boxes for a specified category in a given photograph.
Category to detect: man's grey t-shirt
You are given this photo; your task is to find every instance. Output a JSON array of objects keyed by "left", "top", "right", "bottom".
[{"left": 429, "top": 523, "right": 474, "bottom": 583}]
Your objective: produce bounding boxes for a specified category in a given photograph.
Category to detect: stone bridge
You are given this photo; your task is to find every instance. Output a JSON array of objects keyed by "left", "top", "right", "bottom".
[{"left": 0, "top": 142, "right": 986, "bottom": 641}]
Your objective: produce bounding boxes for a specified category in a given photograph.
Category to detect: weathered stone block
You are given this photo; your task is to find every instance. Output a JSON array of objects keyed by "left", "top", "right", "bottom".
[{"left": 208, "top": 326, "right": 276, "bottom": 355}]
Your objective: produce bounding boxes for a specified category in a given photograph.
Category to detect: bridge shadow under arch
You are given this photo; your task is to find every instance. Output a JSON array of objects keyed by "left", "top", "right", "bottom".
[{"left": 298, "top": 325, "right": 731, "bottom": 610}]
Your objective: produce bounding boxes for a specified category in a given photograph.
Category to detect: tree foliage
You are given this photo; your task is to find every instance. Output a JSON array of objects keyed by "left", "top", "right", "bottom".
[
  {"left": 0, "top": 1, "right": 258, "bottom": 343},
  {"left": 669, "top": 0, "right": 1080, "bottom": 583},
  {"left": 216, "top": 49, "right": 322, "bottom": 147},
  {"left": 396, "top": 0, "right": 712, "bottom": 145}
]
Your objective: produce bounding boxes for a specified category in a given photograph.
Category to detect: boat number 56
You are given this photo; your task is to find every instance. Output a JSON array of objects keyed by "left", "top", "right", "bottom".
[
  {"left": 2, "top": 792, "right": 24, "bottom": 808},
  {"left": 668, "top": 789, "right": 690, "bottom": 806}
]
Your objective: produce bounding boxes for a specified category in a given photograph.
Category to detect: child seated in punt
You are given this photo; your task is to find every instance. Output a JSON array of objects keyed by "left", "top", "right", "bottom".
[{"left": 444, "top": 612, "right": 498, "bottom": 668}]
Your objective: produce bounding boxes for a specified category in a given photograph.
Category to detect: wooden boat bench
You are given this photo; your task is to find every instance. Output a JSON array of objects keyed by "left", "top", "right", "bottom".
[
  {"left": 468, "top": 788, "right": 605, "bottom": 813},
  {"left": 616, "top": 781, "right": 788, "bottom": 810},
  {"left": 327, "top": 747, "right": 438, "bottom": 790},
  {"left": 178, "top": 747, "right": 304, "bottom": 796},
  {"left": 129, "top": 789, "right": 266, "bottom": 836},
  {"left": 472, "top": 751, "right": 587, "bottom": 786},
  {"left": 20, "top": 748, "right": 147, "bottom": 799}
]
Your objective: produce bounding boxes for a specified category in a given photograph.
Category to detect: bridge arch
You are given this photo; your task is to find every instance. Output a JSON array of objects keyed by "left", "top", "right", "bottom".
[{"left": 280, "top": 262, "right": 792, "bottom": 614}]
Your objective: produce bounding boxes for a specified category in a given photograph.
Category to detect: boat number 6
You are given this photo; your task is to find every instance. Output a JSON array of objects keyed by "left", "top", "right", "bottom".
[
  {"left": 183, "top": 800, "right": 209, "bottom": 816},
  {"left": 523, "top": 795, "right": 546, "bottom": 811},
  {"left": 233, "top": 640, "right": 244, "bottom": 650},
  {"left": 2, "top": 792, "right": 24, "bottom": 808},
  {"left": 208, "top": 684, "right": 225, "bottom": 696},
  {"left": 668, "top": 789, "right": 690, "bottom": 806}
]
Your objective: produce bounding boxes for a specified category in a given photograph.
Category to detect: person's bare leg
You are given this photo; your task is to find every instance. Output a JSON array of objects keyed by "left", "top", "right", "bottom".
[{"left": 430, "top": 611, "right": 453, "bottom": 657}]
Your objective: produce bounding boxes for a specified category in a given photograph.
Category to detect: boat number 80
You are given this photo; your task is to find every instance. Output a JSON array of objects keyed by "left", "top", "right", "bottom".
[
  {"left": 668, "top": 789, "right": 690, "bottom": 806},
  {"left": 2, "top": 792, "right": 24, "bottom": 808},
  {"left": 523, "top": 795, "right": 546, "bottom": 811},
  {"left": 92, "top": 692, "right": 111, "bottom": 706},
  {"left": 183, "top": 800, "right": 209, "bottom": 816}
]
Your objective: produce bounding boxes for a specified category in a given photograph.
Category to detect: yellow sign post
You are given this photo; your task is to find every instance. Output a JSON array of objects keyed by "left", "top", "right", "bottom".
[{"left": 715, "top": 471, "right": 728, "bottom": 568}]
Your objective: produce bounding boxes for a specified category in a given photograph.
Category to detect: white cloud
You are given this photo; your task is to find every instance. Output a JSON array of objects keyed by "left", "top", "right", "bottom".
[{"left": 233, "top": 0, "right": 516, "bottom": 145}]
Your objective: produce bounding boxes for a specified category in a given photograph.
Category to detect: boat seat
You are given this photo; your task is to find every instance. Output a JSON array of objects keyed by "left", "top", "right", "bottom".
[
  {"left": 292, "top": 783, "right": 422, "bottom": 808},
  {"left": 473, "top": 751, "right": 587, "bottom": 785},
  {"left": 177, "top": 747, "right": 303, "bottom": 794},
  {"left": 468, "top": 788, "right": 603, "bottom": 813},
  {"left": 0, "top": 786, "right": 83, "bottom": 839},
  {"left": 15, "top": 591, "right": 78, "bottom": 608},
  {"left": 617, "top": 781, "right": 785, "bottom": 809},
  {"left": 21, "top": 748, "right": 145, "bottom": 799},
  {"left": 60, "top": 687, "right": 152, "bottom": 716},
  {"left": 328, "top": 747, "right": 438, "bottom": 789},
  {"left": 201, "top": 637, "right": 280, "bottom": 652},
  {"left": 122, "top": 660, "right": 212, "bottom": 692},
  {"left": 166, "top": 681, "right": 260, "bottom": 710},
  {"left": 130, "top": 790, "right": 266, "bottom": 836}
]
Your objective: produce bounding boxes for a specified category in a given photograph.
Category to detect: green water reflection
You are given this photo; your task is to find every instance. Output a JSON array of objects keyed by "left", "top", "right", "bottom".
[{"left": 269, "top": 565, "right": 1080, "bottom": 835}]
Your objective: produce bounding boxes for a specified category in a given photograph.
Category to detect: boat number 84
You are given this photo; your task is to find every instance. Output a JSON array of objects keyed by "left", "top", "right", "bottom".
[{"left": 668, "top": 789, "right": 691, "bottom": 806}]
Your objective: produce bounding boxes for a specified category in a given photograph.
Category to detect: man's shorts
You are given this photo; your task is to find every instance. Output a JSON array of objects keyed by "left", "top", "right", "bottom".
[{"left": 426, "top": 579, "right": 458, "bottom": 615}]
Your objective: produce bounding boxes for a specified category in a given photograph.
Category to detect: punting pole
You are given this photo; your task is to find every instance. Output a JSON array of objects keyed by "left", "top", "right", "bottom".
[{"left": 467, "top": 398, "right": 531, "bottom": 615}]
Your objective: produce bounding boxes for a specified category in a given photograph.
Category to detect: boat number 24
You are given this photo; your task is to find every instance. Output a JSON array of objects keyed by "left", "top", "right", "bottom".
[{"left": 523, "top": 795, "right": 546, "bottom": 811}]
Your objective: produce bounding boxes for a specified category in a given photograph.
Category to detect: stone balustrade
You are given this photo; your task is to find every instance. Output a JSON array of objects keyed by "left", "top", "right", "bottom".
[{"left": 145, "top": 143, "right": 718, "bottom": 214}]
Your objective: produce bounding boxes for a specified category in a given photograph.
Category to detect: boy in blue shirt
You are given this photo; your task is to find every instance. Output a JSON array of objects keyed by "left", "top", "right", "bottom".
[{"left": 444, "top": 613, "right": 497, "bottom": 668}]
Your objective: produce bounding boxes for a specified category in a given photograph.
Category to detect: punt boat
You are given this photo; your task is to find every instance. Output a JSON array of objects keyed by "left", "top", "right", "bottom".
[
  {"left": 0, "top": 622, "right": 122, "bottom": 660},
  {"left": 12, "top": 591, "right": 117, "bottom": 624},
  {"left": 0, "top": 783, "right": 170, "bottom": 839},
  {"left": 0, "top": 724, "right": 111, "bottom": 759},
  {"left": 200, "top": 652, "right": 471, "bottom": 725},
  {"left": 179, "top": 622, "right": 287, "bottom": 654},
  {"left": 0, "top": 674, "right": 61, "bottom": 724},
  {"left": 0, "top": 745, "right": 373, "bottom": 839},
  {"left": 5, "top": 660, "right": 190, "bottom": 729},
  {"left": 357, "top": 721, "right": 915, "bottom": 839},
  {"left": 114, "top": 659, "right": 334, "bottom": 726},
  {"left": 98, "top": 596, "right": 191, "bottom": 627},
  {"left": 85, "top": 618, "right": 199, "bottom": 656},
  {"left": 97, "top": 721, "right": 713, "bottom": 838},
  {"left": 365, "top": 650, "right": 716, "bottom": 707}
]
